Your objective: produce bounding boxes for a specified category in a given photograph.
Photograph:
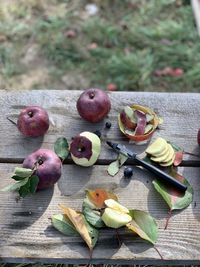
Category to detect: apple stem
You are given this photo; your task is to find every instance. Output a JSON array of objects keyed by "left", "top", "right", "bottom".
[
  {"left": 184, "top": 151, "right": 200, "bottom": 158},
  {"left": 115, "top": 229, "right": 122, "bottom": 247},
  {"left": 7, "top": 116, "right": 17, "bottom": 126}
]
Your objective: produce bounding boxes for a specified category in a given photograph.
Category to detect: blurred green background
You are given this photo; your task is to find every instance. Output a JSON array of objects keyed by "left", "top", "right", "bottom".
[{"left": 0, "top": 0, "right": 199, "bottom": 92}]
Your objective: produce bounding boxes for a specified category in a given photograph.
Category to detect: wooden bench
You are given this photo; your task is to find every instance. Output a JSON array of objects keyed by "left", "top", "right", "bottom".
[{"left": 0, "top": 90, "right": 200, "bottom": 265}]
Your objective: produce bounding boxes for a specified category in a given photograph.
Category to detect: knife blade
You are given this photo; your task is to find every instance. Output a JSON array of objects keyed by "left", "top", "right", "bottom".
[{"left": 106, "top": 141, "right": 187, "bottom": 192}]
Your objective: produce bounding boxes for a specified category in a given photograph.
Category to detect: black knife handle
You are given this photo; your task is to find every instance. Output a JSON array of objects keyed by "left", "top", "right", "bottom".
[{"left": 134, "top": 156, "right": 187, "bottom": 192}]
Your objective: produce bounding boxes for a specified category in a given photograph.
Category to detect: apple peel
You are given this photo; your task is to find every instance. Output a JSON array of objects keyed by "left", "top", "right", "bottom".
[{"left": 118, "top": 104, "right": 162, "bottom": 142}]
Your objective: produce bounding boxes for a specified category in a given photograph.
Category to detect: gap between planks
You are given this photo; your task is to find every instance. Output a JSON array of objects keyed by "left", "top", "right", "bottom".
[{"left": 0, "top": 158, "right": 199, "bottom": 167}]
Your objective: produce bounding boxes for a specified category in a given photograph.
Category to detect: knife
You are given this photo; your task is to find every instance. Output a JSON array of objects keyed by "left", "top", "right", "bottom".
[{"left": 106, "top": 141, "right": 187, "bottom": 192}]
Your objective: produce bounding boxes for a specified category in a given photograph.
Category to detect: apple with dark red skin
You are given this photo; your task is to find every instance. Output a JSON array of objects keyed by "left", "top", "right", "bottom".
[
  {"left": 77, "top": 88, "right": 111, "bottom": 123},
  {"left": 197, "top": 129, "right": 200, "bottom": 146},
  {"left": 23, "top": 149, "right": 62, "bottom": 190},
  {"left": 17, "top": 106, "right": 49, "bottom": 137}
]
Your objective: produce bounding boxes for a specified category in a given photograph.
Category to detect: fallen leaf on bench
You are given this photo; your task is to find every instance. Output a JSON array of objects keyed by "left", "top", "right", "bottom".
[
  {"left": 127, "top": 210, "right": 158, "bottom": 245},
  {"left": 107, "top": 153, "right": 128, "bottom": 176},
  {"left": 82, "top": 206, "right": 105, "bottom": 228},
  {"left": 59, "top": 204, "right": 98, "bottom": 250},
  {"left": 52, "top": 214, "right": 79, "bottom": 236},
  {"left": 86, "top": 188, "right": 118, "bottom": 208},
  {"left": 153, "top": 168, "right": 193, "bottom": 229}
]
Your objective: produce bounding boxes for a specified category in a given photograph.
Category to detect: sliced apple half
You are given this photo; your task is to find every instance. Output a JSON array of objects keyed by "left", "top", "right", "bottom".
[
  {"left": 104, "top": 199, "right": 129, "bottom": 214},
  {"left": 145, "top": 137, "right": 168, "bottom": 156},
  {"left": 102, "top": 208, "right": 132, "bottom": 228}
]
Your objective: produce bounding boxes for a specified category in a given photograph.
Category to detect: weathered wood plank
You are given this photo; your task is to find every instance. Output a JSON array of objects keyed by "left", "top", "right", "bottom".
[
  {"left": 0, "top": 163, "right": 200, "bottom": 264},
  {"left": 0, "top": 90, "right": 200, "bottom": 165},
  {"left": 192, "top": 0, "right": 200, "bottom": 36}
]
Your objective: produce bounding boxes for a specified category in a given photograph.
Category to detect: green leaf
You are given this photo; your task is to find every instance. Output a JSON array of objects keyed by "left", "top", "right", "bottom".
[
  {"left": 107, "top": 153, "right": 128, "bottom": 176},
  {"left": 11, "top": 175, "right": 26, "bottom": 181},
  {"left": 153, "top": 168, "right": 193, "bottom": 210},
  {"left": 127, "top": 210, "right": 158, "bottom": 245},
  {"left": 18, "top": 179, "right": 31, "bottom": 198},
  {"left": 84, "top": 217, "right": 99, "bottom": 249},
  {"left": 52, "top": 214, "right": 79, "bottom": 236},
  {"left": 13, "top": 167, "right": 33, "bottom": 178},
  {"left": 54, "top": 137, "right": 69, "bottom": 161},
  {"left": 29, "top": 175, "right": 39, "bottom": 194},
  {"left": 83, "top": 207, "right": 105, "bottom": 228},
  {"left": 1, "top": 177, "right": 29, "bottom": 192}
]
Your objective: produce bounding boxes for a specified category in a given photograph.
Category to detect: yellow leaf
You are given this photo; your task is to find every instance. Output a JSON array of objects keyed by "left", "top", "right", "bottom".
[
  {"left": 127, "top": 220, "right": 151, "bottom": 243},
  {"left": 59, "top": 204, "right": 92, "bottom": 250}
]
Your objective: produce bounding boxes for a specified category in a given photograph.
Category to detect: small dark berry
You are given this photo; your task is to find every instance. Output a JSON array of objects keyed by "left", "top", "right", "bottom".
[
  {"left": 124, "top": 167, "right": 133, "bottom": 178},
  {"left": 94, "top": 130, "right": 101, "bottom": 138},
  {"left": 105, "top": 121, "right": 112, "bottom": 129}
]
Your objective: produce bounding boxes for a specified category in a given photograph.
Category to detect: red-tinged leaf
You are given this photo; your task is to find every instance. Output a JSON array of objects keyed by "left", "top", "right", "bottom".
[
  {"left": 134, "top": 110, "right": 147, "bottom": 135},
  {"left": 153, "top": 167, "right": 193, "bottom": 228},
  {"left": 86, "top": 188, "right": 118, "bottom": 209},
  {"left": 174, "top": 151, "right": 184, "bottom": 166}
]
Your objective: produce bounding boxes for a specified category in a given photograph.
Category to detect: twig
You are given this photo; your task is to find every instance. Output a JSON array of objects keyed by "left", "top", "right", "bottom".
[
  {"left": 184, "top": 151, "right": 200, "bottom": 158},
  {"left": 115, "top": 228, "right": 122, "bottom": 247},
  {"left": 7, "top": 116, "right": 17, "bottom": 126},
  {"left": 154, "top": 246, "right": 163, "bottom": 259},
  {"left": 164, "top": 208, "right": 172, "bottom": 230}
]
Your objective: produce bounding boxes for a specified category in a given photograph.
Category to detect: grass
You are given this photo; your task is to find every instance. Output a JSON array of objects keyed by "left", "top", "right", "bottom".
[{"left": 0, "top": 0, "right": 199, "bottom": 91}]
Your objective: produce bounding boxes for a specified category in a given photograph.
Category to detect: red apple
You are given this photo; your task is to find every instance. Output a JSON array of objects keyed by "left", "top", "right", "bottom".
[
  {"left": 197, "top": 129, "right": 200, "bottom": 146},
  {"left": 23, "top": 149, "right": 62, "bottom": 190},
  {"left": 17, "top": 106, "right": 49, "bottom": 137},
  {"left": 76, "top": 88, "right": 111, "bottom": 123}
]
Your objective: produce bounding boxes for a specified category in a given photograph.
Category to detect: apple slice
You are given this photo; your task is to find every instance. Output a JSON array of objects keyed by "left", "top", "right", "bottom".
[
  {"left": 151, "top": 143, "right": 169, "bottom": 158},
  {"left": 161, "top": 144, "right": 175, "bottom": 163},
  {"left": 160, "top": 153, "right": 176, "bottom": 167},
  {"left": 144, "top": 124, "right": 153, "bottom": 134},
  {"left": 102, "top": 208, "right": 132, "bottom": 228},
  {"left": 104, "top": 199, "right": 129, "bottom": 214},
  {"left": 145, "top": 137, "right": 168, "bottom": 156},
  {"left": 150, "top": 143, "right": 172, "bottom": 163}
]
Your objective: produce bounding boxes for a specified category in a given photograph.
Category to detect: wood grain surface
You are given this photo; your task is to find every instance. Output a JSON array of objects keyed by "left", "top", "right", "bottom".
[
  {"left": 0, "top": 163, "right": 200, "bottom": 264},
  {"left": 0, "top": 90, "right": 200, "bottom": 264},
  {"left": 0, "top": 90, "right": 200, "bottom": 165}
]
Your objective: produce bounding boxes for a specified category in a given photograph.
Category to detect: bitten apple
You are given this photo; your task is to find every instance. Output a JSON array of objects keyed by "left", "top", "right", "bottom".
[
  {"left": 70, "top": 131, "right": 101, "bottom": 167},
  {"left": 23, "top": 149, "right": 62, "bottom": 190},
  {"left": 76, "top": 88, "right": 111, "bottom": 122},
  {"left": 17, "top": 106, "right": 49, "bottom": 137}
]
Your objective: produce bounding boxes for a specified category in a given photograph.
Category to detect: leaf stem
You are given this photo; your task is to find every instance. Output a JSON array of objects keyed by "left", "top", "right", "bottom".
[
  {"left": 164, "top": 208, "right": 172, "bottom": 230},
  {"left": 184, "top": 151, "right": 200, "bottom": 158},
  {"left": 115, "top": 228, "right": 122, "bottom": 247},
  {"left": 80, "top": 249, "right": 93, "bottom": 267},
  {"left": 154, "top": 246, "right": 163, "bottom": 259}
]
